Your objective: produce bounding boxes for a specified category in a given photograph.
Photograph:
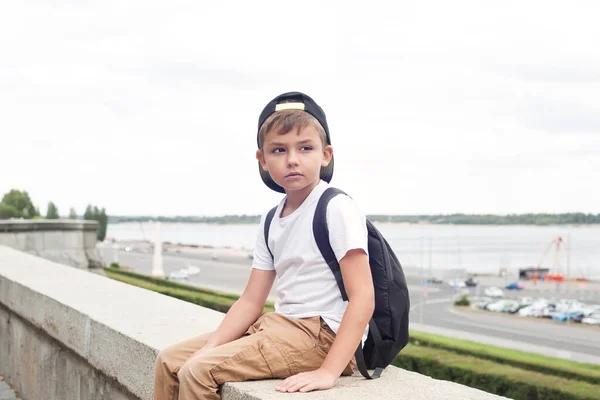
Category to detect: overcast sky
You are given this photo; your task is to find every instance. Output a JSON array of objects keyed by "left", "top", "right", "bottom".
[{"left": 1, "top": 1, "right": 599, "bottom": 217}]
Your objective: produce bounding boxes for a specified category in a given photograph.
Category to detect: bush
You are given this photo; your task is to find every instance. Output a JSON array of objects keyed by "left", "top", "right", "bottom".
[
  {"left": 109, "top": 262, "right": 120, "bottom": 269},
  {"left": 453, "top": 294, "right": 470, "bottom": 306},
  {"left": 394, "top": 345, "right": 600, "bottom": 400},
  {"left": 408, "top": 331, "right": 600, "bottom": 385}
]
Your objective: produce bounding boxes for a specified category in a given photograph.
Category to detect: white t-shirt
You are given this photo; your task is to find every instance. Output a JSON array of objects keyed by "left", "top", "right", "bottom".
[{"left": 253, "top": 180, "right": 369, "bottom": 343}]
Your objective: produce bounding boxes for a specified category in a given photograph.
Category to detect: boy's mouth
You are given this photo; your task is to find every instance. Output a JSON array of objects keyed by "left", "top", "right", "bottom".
[{"left": 285, "top": 172, "right": 303, "bottom": 178}]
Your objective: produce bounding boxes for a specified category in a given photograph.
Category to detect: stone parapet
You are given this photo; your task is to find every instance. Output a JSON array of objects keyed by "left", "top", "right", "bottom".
[{"left": 0, "top": 219, "right": 102, "bottom": 269}]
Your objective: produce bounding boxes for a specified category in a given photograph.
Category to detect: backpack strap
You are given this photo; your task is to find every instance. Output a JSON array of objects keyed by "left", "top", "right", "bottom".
[
  {"left": 264, "top": 206, "right": 277, "bottom": 260},
  {"left": 313, "top": 187, "right": 348, "bottom": 300},
  {"left": 313, "top": 187, "right": 383, "bottom": 380}
]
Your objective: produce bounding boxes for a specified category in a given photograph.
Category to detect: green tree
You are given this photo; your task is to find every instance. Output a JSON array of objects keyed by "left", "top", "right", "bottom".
[
  {"left": 45, "top": 202, "right": 59, "bottom": 219},
  {"left": 0, "top": 204, "right": 21, "bottom": 219},
  {"left": 97, "top": 208, "right": 108, "bottom": 241},
  {"left": 83, "top": 204, "right": 108, "bottom": 241},
  {"left": 1, "top": 189, "right": 39, "bottom": 219},
  {"left": 84, "top": 205, "right": 93, "bottom": 220},
  {"left": 68, "top": 208, "right": 77, "bottom": 219}
]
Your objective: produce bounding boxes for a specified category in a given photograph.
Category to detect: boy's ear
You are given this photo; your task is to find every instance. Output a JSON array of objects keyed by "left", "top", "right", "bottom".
[
  {"left": 256, "top": 149, "right": 268, "bottom": 171},
  {"left": 322, "top": 145, "right": 333, "bottom": 167}
]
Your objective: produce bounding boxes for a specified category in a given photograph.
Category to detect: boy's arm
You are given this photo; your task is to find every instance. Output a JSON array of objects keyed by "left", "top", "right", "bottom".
[
  {"left": 276, "top": 248, "right": 374, "bottom": 393},
  {"left": 195, "top": 268, "right": 276, "bottom": 353},
  {"left": 320, "top": 248, "right": 374, "bottom": 374}
]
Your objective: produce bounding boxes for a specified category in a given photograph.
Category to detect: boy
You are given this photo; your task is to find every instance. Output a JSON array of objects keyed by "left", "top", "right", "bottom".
[{"left": 154, "top": 92, "right": 374, "bottom": 400}]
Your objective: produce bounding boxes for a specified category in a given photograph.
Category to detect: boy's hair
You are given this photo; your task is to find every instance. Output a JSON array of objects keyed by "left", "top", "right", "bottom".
[{"left": 258, "top": 110, "right": 327, "bottom": 150}]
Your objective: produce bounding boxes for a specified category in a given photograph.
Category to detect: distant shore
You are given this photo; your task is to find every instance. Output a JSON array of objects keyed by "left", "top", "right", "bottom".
[
  {"left": 105, "top": 239, "right": 254, "bottom": 258},
  {"left": 109, "top": 212, "right": 600, "bottom": 226}
]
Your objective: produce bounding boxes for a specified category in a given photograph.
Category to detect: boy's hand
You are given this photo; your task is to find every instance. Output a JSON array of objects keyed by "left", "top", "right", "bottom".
[{"left": 275, "top": 368, "right": 337, "bottom": 393}]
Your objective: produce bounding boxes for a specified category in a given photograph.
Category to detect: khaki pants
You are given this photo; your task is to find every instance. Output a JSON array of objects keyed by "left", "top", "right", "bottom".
[{"left": 154, "top": 312, "right": 355, "bottom": 400}]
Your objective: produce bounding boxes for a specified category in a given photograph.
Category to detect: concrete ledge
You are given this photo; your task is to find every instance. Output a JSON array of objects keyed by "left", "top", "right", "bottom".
[
  {"left": 0, "top": 245, "right": 508, "bottom": 400},
  {"left": 224, "top": 366, "right": 508, "bottom": 400},
  {"left": 0, "top": 220, "right": 102, "bottom": 269},
  {"left": 0, "top": 220, "right": 98, "bottom": 232}
]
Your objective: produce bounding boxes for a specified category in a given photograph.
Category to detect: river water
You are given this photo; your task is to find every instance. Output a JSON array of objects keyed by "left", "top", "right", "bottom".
[{"left": 106, "top": 222, "right": 600, "bottom": 278}]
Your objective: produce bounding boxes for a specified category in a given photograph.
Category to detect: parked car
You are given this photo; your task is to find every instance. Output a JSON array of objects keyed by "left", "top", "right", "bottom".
[
  {"left": 505, "top": 282, "right": 524, "bottom": 290},
  {"left": 552, "top": 311, "right": 583, "bottom": 322},
  {"left": 571, "top": 313, "right": 586, "bottom": 323},
  {"left": 485, "top": 301, "right": 504, "bottom": 312},
  {"left": 472, "top": 297, "right": 494, "bottom": 310},
  {"left": 168, "top": 271, "right": 189, "bottom": 280},
  {"left": 518, "top": 304, "right": 545, "bottom": 318},
  {"left": 181, "top": 266, "right": 200, "bottom": 276},
  {"left": 487, "top": 300, "right": 520, "bottom": 313},
  {"left": 555, "top": 299, "right": 585, "bottom": 313},
  {"left": 518, "top": 300, "right": 552, "bottom": 318},
  {"left": 484, "top": 287, "right": 504, "bottom": 298},
  {"left": 464, "top": 277, "right": 478, "bottom": 287},
  {"left": 448, "top": 279, "right": 466, "bottom": 288},
  {"left": 582, "top": 313, "right": 600, "bottom": 325},
  {"left": 541, "top": 304, "right": 557, "bottom": 318}
]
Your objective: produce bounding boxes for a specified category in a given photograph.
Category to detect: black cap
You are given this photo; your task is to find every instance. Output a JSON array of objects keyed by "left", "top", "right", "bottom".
[{"left": 257, "top": 91, "right": 334, "bottom": 193}]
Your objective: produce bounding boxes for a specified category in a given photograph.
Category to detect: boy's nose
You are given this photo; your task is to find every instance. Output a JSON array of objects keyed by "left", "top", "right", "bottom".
[{"left": 287, "top": 152, "right": 299, "bottom": 167}]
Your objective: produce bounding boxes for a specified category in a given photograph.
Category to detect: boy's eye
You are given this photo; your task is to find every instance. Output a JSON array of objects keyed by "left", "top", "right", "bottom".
[
  {"left": 300, "top": 146, "right": 313, "bottom": 151},
  {"left": 272, "top": 147, "right": 285, "bottom": 153}
]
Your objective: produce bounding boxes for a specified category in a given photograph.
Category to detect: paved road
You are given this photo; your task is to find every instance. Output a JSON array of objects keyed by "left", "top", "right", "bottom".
[
  {"left": 410, "top": 285, "right": 600, "bottom": 364},
  {"left": 101, "top": 247, "right": 255, "bottom": 295},
  {"left": 99, "top": 247, "right": 600, "bottom": 364}
]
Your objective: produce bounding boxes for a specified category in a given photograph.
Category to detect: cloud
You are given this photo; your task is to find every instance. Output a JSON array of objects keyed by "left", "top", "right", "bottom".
[
  {"left": 516, "top": 98, "right": 600, "bottom": 134},
  {"left": 136, "top": 63, "right": 257, "bottom": 88},
  {"left": 494, "top": 63, "right": 600, "bottom": 83}
]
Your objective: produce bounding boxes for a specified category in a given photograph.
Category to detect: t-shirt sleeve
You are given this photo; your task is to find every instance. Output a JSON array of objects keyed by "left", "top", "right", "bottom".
[
  {"left": 326, "top": 194, "right": 369, "bottom": 262},
  {"left": 252, "top": 210, "right": 275, "bottom": 271}
]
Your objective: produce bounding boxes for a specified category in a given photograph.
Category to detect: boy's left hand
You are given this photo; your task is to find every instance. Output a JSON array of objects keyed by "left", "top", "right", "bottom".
[{"left": 276, "top": 368, "right": 337, "bottom": 393}]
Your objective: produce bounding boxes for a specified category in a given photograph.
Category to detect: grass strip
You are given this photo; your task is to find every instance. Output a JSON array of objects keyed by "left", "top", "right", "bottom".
[
  {"left": 395, "top": 344, "right": 600, "bottom": 400},
  {"left": 103, "top": 267, "right": 275, "bottom": 313},
  {"left": 409, "top": 330, "right": 600, "bottom": 385},
  {"left": 104, "top": 267, "right": 241, "bottom": 300}
]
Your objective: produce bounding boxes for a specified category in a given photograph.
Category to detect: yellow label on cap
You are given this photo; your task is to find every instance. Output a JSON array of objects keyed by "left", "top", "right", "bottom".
[{"left": 275, "top": 102, "right": 305, "bottom": 111}]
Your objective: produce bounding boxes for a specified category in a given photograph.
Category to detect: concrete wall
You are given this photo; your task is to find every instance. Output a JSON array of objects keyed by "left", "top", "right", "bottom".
[
  {"left": 0, "top": 220, "right": 103, "bottom": 270},
  {"left": 0, "top": 246, "right": 509, "bottom": 400}
]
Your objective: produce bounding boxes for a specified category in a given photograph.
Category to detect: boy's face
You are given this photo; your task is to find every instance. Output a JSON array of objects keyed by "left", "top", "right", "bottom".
[{"left": 256, "top": 125, "right": 333, "bottom": 195}]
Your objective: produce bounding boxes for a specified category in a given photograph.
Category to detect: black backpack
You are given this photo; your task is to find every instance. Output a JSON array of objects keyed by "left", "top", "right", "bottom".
[{"left": 264, "top": 187, "right": 410, "bottom": 379}]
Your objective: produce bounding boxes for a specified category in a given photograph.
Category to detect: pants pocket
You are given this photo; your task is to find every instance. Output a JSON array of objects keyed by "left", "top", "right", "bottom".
[
  {"left": 209, "top": 335, "right": 294, "bottom": 385},
  {"left": 289, "top": 319, "right": 356, "bottom": 376},
  {"left": 286, "top": 318, "right": 332, "bottom": 374}
]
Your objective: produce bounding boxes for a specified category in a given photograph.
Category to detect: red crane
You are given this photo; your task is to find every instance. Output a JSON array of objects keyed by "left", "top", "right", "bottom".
[{"left": 536, "top": 236, "right": 586, "bottom": 282}]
